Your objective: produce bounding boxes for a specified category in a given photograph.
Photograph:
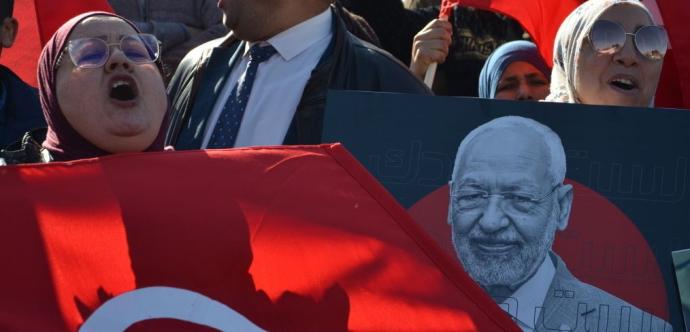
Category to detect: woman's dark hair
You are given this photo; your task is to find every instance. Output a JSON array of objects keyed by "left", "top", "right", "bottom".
[{"left": 0, "top": 0, "right": 14, "bottom": 20}]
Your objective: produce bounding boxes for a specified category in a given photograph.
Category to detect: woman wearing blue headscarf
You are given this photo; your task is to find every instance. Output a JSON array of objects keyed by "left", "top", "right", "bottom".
[{"left": 478, "top": 40, "right": 550, "bottom": 100}]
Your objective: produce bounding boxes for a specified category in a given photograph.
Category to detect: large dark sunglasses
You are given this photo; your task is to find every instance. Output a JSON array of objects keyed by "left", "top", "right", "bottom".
[
  {"left": 65, "top": 33, "right": 160, "bottom": 69},
  {"left": 588, "top": 20, "right": 668, "bottom": 61}
]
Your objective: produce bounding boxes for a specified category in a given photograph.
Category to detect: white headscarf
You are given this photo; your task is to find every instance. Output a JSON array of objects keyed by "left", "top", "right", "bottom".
[{"left": 545, "top": 0, "right": 655, "bottom": 104}]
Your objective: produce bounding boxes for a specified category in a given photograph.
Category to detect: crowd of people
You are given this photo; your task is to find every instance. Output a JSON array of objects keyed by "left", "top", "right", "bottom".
[
  {"left": 0, "top": 0, "right": 669, "bottom": 163},
  {"left": 0, "top": 0, "right": 676, "bottom": 329}
]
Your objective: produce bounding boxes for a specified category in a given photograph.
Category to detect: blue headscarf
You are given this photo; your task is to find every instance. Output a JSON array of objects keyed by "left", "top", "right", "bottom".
[{"left": 478, "top": 40, "right": 550, "bottom": 99}]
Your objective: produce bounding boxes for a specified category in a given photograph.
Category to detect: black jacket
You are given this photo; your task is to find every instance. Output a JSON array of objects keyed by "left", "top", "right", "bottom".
[
  {"left": 0, "top": 65, "right": 45, "bottom": 148},
  {"left": 166, "top": 6, "right": 431, "bottom": 149}
]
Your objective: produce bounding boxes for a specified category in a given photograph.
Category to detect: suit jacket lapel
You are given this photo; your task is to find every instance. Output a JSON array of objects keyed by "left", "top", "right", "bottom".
[
  {"left": 177, "top": 41, "right": 244, "bottom": 149},
  {"left": 537, "top": 254, "right": 596, "bottom": 331}
]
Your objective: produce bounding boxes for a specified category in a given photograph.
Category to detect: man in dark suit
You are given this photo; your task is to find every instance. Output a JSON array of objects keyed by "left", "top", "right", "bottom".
[
  {"left": 166, "top": 0, "right": 430, "bottom": 150},
  {"left": 448, "top": 116, "right": 671, "bottom": 331},
  {"left": 0, "top": 0, "right": 44, "bottom": 148}
]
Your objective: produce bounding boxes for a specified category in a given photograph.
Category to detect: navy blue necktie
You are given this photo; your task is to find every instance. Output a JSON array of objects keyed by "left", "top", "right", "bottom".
[{"left": 207, "top": 44, "right": 277, "bottom": 148}]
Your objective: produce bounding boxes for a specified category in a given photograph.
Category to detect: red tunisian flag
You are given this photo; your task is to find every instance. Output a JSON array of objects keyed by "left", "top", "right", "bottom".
[
  {"left": 0, "top": 144, "right": 518, "bottom": 331},
  {"left": 0, "top": 0, "right": 112, "bottom": 86},
  {"left": 652, "top": 0, "right": 690, "bottom": 109}
]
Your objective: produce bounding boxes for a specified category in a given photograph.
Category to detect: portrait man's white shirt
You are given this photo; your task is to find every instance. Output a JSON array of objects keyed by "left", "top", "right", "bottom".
[
  {"left": 499, "top": 256, "right": 555, "bottom": 332},
  {"left": 201, "top": 8, "right": 333, "bottom": 148}
]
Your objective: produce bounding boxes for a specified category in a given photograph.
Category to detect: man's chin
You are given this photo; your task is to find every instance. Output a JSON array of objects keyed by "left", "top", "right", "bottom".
[
  {"left": 457, "top": 245, "right": 534, "bottom": 289},
  {"left": 462, "top": 259, "right": 525, "bottom": 288}
]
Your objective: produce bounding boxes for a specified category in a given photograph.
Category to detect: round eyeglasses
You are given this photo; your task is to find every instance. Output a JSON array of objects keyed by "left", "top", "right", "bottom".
[
  {"left": 62, "top": 33, "right": 160, "bottom": 69},
  {"left": 451, "top": 185, "right": 560, "bottom": 214}
]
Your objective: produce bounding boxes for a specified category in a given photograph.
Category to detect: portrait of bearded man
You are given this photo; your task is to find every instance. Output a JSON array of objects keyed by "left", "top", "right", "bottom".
[{"left": 448, "top": 116, "right": 671, "bottom": 332}]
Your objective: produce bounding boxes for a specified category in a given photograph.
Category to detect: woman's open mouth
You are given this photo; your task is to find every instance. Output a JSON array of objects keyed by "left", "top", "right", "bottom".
[
  {"left": 108, "top": 75, "right": 140, "bottom": 107},
  {"left": 608, "top": 75, "right": 639, "bottom": 93}
]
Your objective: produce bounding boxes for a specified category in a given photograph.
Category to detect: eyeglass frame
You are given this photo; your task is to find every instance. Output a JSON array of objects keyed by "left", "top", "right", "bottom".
[
  {"left": 450, "top": 183, "right": 561, "bottom": 214},
  {"left": 586, "top": 19, "right": 668, "bottom": 61},
  {"left": 56, "top": 33, "right": 161, "bottom": 69}
]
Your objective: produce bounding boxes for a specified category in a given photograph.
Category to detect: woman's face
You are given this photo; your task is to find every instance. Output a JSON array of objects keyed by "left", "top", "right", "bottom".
[
  {"left": 494, "top": 61, "right": 550, "bottom": 101},
  {"left": 575, "top": 4, "right": 663, "bottom": 107},
  {"left": 55, "top": 16, "right": 167, "bottom": 153}
]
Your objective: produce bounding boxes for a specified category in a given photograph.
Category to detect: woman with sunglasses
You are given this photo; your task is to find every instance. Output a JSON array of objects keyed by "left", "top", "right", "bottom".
[
  {"left": 0, "top": 12, "right": 168, "bottom": 164},
  {"left": 546, "top": 0, "right": 668, "bottom": 107}
]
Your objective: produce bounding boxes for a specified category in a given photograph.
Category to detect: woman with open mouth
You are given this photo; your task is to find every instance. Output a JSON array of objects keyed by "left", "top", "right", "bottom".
[
  {"left": 546, "top": 0, "right": 668, "bottom": 107},
  {"left": 0, "top": 11, "right": 169, "bottom": 164}
]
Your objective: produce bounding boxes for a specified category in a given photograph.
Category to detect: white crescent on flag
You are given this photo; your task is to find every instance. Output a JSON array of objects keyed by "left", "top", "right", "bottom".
[{"left": 80, "top": 287, "right": 265, "bottom": 332}]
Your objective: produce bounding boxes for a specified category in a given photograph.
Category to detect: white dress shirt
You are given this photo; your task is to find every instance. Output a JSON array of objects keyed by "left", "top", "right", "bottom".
[
  {"left": 498, "top": 256, "right": 556, "bottom": 332},
  {"left": 201, "top": 8, "right": 333, "bottom": 148}
]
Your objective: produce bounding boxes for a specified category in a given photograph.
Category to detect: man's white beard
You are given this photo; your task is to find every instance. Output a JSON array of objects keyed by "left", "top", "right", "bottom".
[{"left": 452, "top": 219, "right": 558, "bottom": 290}]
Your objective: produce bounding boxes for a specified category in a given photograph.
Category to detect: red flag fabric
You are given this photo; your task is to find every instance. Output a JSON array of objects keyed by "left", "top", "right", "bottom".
[
  {"left": 653, "top": 0, "right": 690, "bottom": 109},
  {"left": 439, "top": 0, "right": 584, "bottom": 68},
  {"left": 0, "top": 0, "right": 112, "bottom": 86},
  {"left": 0, "top": 144, "right": 518, "bottom": 331},
  {"left": 33, "top": 0, "right": 113, "bottom": 45}
]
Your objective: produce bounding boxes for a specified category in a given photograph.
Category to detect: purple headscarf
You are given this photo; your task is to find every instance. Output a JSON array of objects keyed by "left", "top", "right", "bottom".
[{"left": 38, "top": 11, "right": 168, "bottom": 161}]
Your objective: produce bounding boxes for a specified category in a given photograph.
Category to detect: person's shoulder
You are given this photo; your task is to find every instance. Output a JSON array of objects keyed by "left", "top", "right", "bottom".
[
  {"left": 0, "top": 65, "right": 35, "bottom": 92},
  {"left": 558, "top": 271, "right": 626, "bottom": 306},
  {"left": 553, "top": 258, "right": 632, "bottom": 308},
  {"left": 169, "top": 34, "right": 237, "bottom": 91},
  {"left": 176, "top": 35, "right": 237, "bottom": 72},
  {"left": 179, "top": 37, "right": 225, "bottom": 64},
  {"left": 0, "top": 65, "right": 42, "bottom": 125},
  {"left": 551, "top": 255, "right": 672, "bottom": 331},
  {"left": 347, "top": 34, "right": 405, "bottom": 68},
  {"left": 0, "top": 64, "right": 13, "bottom": 79},
  {"left": 342, "top": 32, "right": 431, "bottom": 94}
]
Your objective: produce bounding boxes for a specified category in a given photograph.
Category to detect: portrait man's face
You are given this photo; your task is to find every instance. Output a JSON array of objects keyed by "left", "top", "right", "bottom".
[{"left": 449, "top": 127, "right": 572, "bottom": 290}]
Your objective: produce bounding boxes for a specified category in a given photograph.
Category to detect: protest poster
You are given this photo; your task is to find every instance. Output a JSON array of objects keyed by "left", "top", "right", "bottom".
[
  {"left": 323, "top": 90, "right": 689, "bottom": 331},
  {"left": 0, "top": 144, "right": 517, "bottom": 331}
]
